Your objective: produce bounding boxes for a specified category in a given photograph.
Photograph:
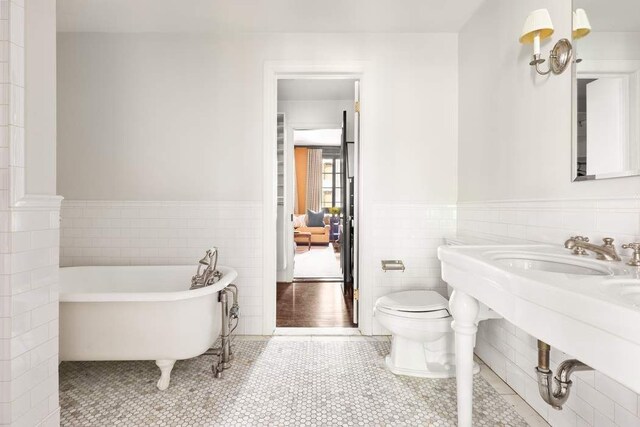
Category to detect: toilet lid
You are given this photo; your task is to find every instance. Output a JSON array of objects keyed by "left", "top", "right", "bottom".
[{"left": 376, "top": 290, "right": 448, "bottom": 312}]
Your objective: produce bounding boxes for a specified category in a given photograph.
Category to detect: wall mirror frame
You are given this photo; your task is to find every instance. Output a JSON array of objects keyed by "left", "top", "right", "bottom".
[{"left": 572, "top": 0, "right": 640, "bottom": 182}]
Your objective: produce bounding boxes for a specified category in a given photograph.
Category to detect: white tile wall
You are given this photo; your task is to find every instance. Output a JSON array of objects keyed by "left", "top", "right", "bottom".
[
  {"left": 60, "top": 201, "right": 459, "bottom": 337},
  {"left": 458, "top": 198, "right": 640, "bottom": 427},
  {"left": 0, "top": 204, "right": 61, "bottom": 427},
  {"left": 370, "top": 203, "right": 457, "bottom": 335},
  {"left": 458, "top": 198, "right": 640, "bottom": 252},
  {"left": 0, "top": 1, "right": 61, "bottom": 425},
  {"left": 60, "top": 200, "right": 264, "bottom": 335}
]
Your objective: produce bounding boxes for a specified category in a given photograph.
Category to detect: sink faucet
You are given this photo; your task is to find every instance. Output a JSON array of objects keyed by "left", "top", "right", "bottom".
[
  {"left": 564, "top": 236, "right": 621, "bottom": 261},
  {"left": 191, "top": 248, "right": 223, "bottom": 289}
]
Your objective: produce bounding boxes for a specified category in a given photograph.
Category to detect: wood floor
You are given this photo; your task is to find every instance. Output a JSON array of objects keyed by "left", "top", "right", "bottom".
[{"left": 276, "top": 281, "right": 355, "bottom": 328}]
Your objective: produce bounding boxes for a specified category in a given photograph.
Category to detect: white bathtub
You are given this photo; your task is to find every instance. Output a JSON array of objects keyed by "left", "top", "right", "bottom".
[{"left": 59, "top": 265, "right": 237, "bottom": 390}]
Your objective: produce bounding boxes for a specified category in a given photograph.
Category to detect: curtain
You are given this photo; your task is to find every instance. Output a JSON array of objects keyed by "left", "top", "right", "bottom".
[
  {"left": 294, "top": 147, "right": 308, "bottom": 213},
  {"left": 293, "top": 169, "right": 298, "bottom": 215},
  {"left": 305, "top": 149, "right": 322, "bottom": 212}
]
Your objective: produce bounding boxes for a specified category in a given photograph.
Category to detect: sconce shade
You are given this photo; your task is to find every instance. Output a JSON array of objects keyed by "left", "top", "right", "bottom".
[
  {"left": 519, "top": 9, "right": 554, "bottom": 44},
  {"left": 573, "top": 8, "right": 591, "bottom": 39}
]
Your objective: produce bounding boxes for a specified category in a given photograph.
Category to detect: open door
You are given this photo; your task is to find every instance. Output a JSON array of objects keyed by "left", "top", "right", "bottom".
[
  {"left": 351, "top": 81, "right": 359, "bottom": 324},
  {"left": 340, "top": 80, "right": 360, "bottom": 325},
  {"left": 340, "top": 111, "right": 352, "bottom": 290}
]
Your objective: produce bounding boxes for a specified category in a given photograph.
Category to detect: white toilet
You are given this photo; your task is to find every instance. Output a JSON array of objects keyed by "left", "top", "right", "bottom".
[{"left": 374, "top": 289, "right": 480, "bottom": 378}]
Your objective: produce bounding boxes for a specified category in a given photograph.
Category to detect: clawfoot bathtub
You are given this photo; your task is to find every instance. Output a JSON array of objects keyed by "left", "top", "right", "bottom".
[{"left": 60, "top": 265, "right": 237, "bottom": 390}]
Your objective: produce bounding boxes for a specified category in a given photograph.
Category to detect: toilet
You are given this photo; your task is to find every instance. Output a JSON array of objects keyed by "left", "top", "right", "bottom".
[{"left": 374, "top": 289, "right": 480, "bottom": 378}]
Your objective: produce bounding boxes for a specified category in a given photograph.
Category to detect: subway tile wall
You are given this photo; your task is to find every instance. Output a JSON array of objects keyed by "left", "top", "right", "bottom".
[
  {"left": 60, "top": 201, "right": 459, "bottom": 337},
  {"left": 458, "top": 198, "right": 640, "bottom": 252},
  {"left": 0, "top": 204, "right": 61, "bottom": 427},
  {"left": 1, "top": 1, "right": 61, "bottom": 425},
  {"left": 60, "top": 201, "right": 264, "bottom": 335},
  {"left": 369, "top": 203, "right": 457, "bottom": 335},
  {"left": 458, "top": 198, "right": 640, "bottom": 427}
]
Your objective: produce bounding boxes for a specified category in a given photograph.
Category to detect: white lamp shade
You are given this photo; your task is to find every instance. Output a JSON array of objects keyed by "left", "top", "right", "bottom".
[
  {"left": 520, "top": 8, "right": 554, "bottom": 44},
  {"left": 573, "top": 8, "right": 591, "bottom": 39}
]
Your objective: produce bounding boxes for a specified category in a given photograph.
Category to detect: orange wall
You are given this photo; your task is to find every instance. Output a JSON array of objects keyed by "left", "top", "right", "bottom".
[{"left": 294, "top": 147, "right": 308, "bottom": 214}]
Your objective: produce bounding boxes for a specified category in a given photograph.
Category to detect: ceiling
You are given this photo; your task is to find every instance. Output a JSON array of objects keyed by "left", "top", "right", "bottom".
[
  {"left": 278, "top": 79, "right": 356, "bottom": 101},
  {"left": 575, "top": 0, "right": 640, "bottom": 32},
  {"left": 57, "top": 0, "right": 486, "bottom": 33}
]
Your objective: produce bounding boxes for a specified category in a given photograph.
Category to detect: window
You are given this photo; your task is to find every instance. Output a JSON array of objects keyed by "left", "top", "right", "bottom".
[{"left": 321, "top": 149, "right": 341, "bottom": 210}]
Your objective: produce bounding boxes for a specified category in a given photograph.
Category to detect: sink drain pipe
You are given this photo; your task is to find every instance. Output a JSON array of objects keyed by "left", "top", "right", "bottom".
[{"left": 536, "top": 340, "right": 592, "bottom": 409}]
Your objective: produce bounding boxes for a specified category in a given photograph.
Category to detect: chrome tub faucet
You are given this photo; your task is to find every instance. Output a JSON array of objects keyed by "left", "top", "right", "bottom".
[{"left": 191, "top": 248, "right": 223, "bottom": 289}]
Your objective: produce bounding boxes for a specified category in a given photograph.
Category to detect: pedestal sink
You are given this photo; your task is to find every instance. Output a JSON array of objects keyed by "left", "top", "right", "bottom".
[{"left": 438, "top": 244, "right": 640, "bottom": 427}]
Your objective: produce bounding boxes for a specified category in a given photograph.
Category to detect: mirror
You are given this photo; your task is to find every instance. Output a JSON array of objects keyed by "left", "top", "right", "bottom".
[{"left": 573, "top": 0, "right": 640, "bottom": 181}]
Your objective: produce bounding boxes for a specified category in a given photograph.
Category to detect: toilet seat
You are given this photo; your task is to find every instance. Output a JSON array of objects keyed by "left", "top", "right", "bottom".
[
  {"left": 375, "top": 305, "right": 450, "bottom": 319},
  {"left": 375, "top": 290, "right": 450, "bottom": 319}
]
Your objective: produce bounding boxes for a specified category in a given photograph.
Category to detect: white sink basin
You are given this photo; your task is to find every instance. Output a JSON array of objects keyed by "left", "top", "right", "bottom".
[{"left": 490, "top": 252, "right": 612, "bottom": 276}]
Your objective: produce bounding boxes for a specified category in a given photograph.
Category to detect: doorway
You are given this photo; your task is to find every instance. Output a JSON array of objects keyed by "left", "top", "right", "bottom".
[
  {"left": 275, "top": 78, "right": 360, "bottom": 328},
  {"left": 292, "top": 139, "right": 341, "bottom": 281}
]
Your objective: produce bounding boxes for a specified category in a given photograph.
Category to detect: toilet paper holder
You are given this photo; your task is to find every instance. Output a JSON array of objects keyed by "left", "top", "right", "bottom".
[{"left": 381, "top": 260, "right": 405, "bottom": 272}]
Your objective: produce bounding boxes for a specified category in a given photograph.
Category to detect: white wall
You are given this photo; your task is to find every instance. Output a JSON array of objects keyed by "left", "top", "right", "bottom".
[
  {"left": 277, "top": 99, "right": 354, "bottom": 140},
  {"left": 25, "top": 0, "right": 57, "bottom": 195},
  {"left": 57, "top": 32, "right": 459, "bottom": 203},
  {"left": 457, "top": 1, "right": 640, "bottom": 202},
  {"left": 57, "top": 32, "right": 460, "bottom": 334},
  {"left": 458, "top": 1, "right": 640, "bottom": 426}
]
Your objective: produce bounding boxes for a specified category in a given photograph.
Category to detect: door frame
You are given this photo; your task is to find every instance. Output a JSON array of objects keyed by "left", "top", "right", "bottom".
[{"left": 262, "top": 61, "right": 369, "bottom": 335}]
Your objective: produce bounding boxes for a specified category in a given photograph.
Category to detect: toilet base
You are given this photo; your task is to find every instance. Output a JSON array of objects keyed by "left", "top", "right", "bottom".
[{"left": 384, "top": 355, "right": 480, "bottom": 378}]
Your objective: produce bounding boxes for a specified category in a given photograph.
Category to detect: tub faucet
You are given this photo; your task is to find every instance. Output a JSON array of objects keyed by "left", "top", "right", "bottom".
[
  {"left": 564, "top": 236, "right": 621, "bottom": 261},
  {"left": 191, "top": 248, "right": 222, "bottom": 289}
]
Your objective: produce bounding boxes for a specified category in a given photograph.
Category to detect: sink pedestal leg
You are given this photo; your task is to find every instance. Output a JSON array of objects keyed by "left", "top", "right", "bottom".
[{"left": 449, "top": 290, "right": 479, "bottom": 427}]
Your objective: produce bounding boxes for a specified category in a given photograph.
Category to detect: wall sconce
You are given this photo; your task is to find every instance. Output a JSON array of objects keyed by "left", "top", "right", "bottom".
[
  {"left": 573, "top": 8, "right": 591, "bottom": 63},
  {"left": 520, "top": 8, "right": 572, "bottom": 76}
]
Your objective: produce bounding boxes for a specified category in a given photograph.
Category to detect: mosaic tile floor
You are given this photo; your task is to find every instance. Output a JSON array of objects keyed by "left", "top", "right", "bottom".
[{"left": 60, "top": 338, "right": 528, "bottom": 426}]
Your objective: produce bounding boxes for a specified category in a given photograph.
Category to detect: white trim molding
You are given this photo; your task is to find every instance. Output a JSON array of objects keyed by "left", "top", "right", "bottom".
[{"left": 13, "top": 194, "right": 64, "bottom": 210}]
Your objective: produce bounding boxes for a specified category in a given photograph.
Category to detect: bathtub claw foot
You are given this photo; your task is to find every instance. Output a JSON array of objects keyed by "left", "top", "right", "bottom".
[{"left": 155, "top": 359, "right": 176, "bottom": 391}]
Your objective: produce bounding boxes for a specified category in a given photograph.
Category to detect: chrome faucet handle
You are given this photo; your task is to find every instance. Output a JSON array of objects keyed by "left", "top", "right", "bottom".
[
  {"left": 602, "top": 237, "right": 614, "bottom": 246},
  {"left": 622, "top": 243, "right": 640, "bottom": 267},
  {"left": 569, "top": 236, "right": 589, "bottom": 256},
  {"left": 596, "top": 237, "right": 617, "bottom": 260}
]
